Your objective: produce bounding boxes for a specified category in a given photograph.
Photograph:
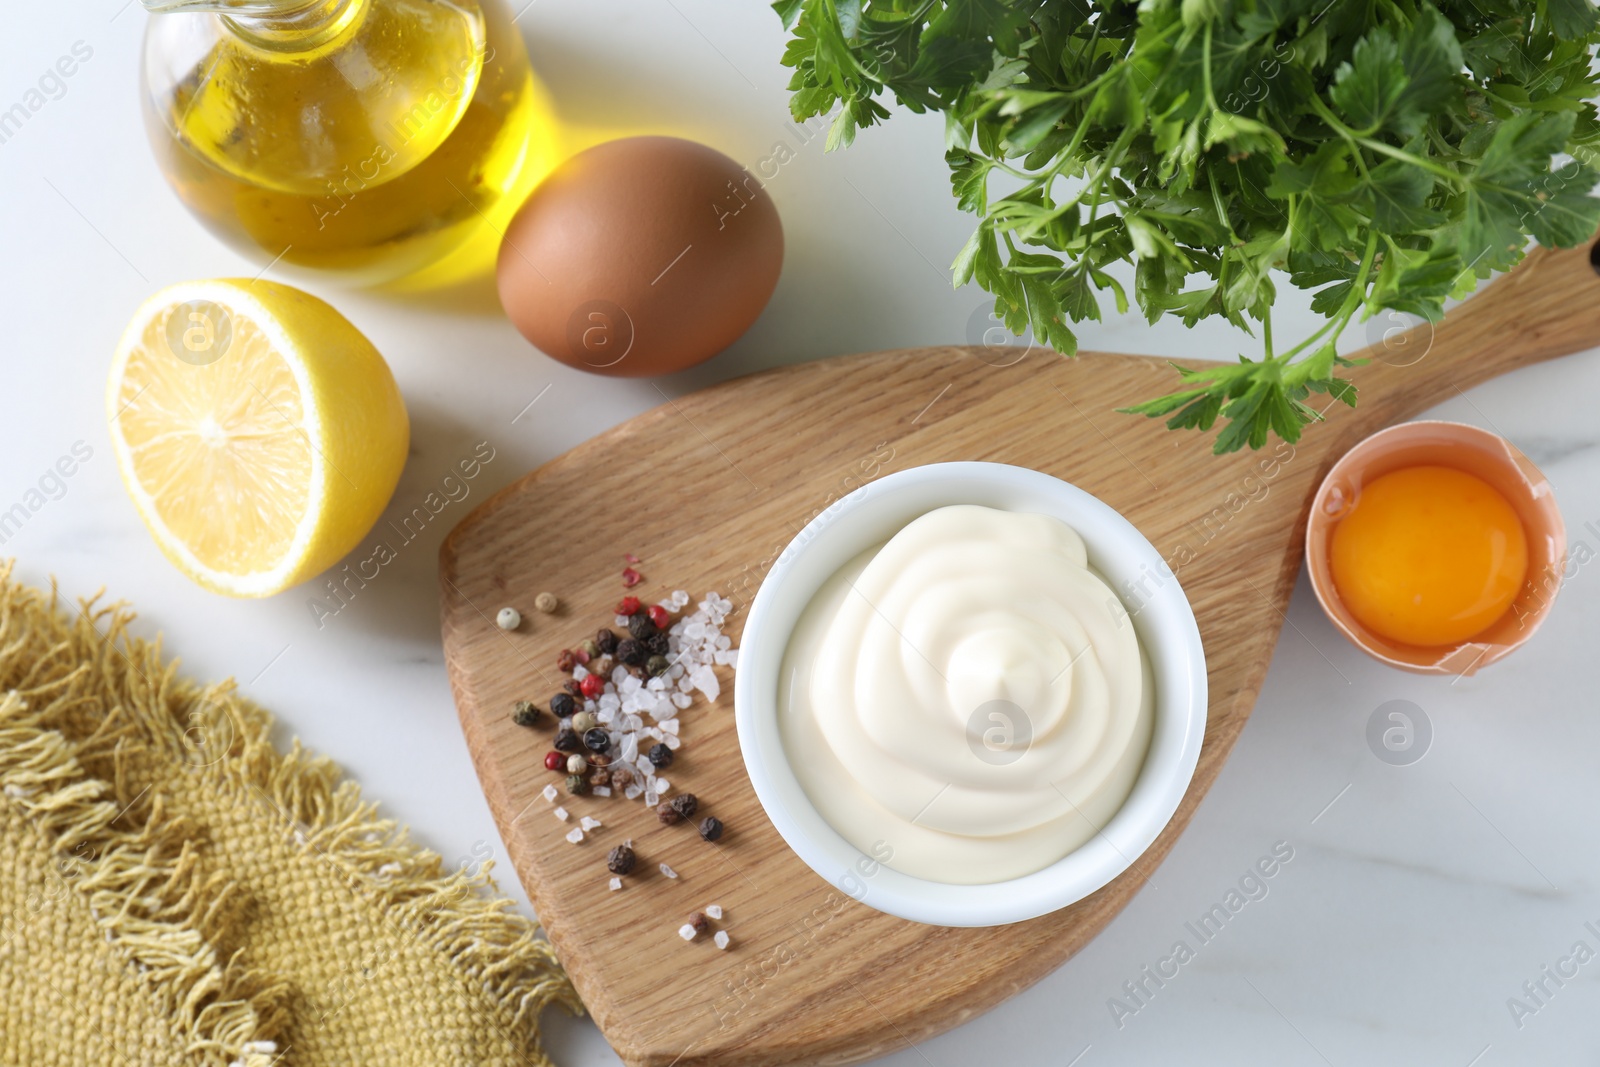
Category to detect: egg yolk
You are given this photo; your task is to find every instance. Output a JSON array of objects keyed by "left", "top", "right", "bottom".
[{"left": 1329, "top": 465, "right": 1528, "bottom": 647}]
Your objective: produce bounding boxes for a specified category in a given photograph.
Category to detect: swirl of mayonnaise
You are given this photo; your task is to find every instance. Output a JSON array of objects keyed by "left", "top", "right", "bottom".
[{"left": 779, "top": 504, "right": 1152, "bottom": 884}]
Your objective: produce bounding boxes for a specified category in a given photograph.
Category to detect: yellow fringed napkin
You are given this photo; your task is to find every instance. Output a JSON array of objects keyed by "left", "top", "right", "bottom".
[{"left": 0, "top": 565, "right": 581, "bottom": 1065}]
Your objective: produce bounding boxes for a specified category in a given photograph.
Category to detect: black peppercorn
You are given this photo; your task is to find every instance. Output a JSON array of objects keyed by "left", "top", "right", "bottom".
[
  {"left": 669, "top": 793, "right": 698, "bottom": 819},
  {"left": 647, "top": 743, "right": 673, "bottom": 768},
  {"left": 646, "top": 654, "right": 670, "bottom": 677},
  {"left": 698, "top": 816, "right": 723, "bottom": 842},
  {"left": 615, "top": 638, "right": 646, "bottom": 667},
  {"left": 595, "top": 628, "right": 619, "bottom": 655},
  {"left": 643, "top": 631, "right": 670, "bottom": 657},
  {"left": 553, "top": 727, "right": 581, "bottom": 753},
  {"left": 510, "top": 700, "right": 542, "bottom": 728},
  {"left": 656, "top": 802, "right": 681, "bottom": 825},
  {"left": 565, "top": 774, "right": 588, "bottom": 795},
  {"left": 607, "top": 844, "right": 636, "bottom": 875},
  {"left": 583, "top": 727, "right": 610, "bottom": 753},
  {"left": 550, "top": 692, "right": 576, "bottom": 718},
  {"left": 627, "top": 613, "right": 658, "bottom": 641}
]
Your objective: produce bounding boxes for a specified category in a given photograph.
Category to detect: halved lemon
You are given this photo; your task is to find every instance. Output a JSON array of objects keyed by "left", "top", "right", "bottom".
[{"left": 107, "top": 279, "right": 409, "bottom": 597}]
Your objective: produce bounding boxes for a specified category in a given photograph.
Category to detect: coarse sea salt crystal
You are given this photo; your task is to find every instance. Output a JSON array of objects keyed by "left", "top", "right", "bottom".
[
  {"left": 644, "top": 790, "right": 658, "bottom": 807},
  {"left": 593, "top": 785, "right": 612, "bottom": 797},
  {"left": 663, "top": 733, "right": 681, "bottom": 751},
  {"left": 678, "top": 923, "right": 698, "bottom": 941},
  {"left": 609, "top": 877, "right": 623, "bottom": 891},
  {"left": 621, "top": 735, "right": 638, "bottom": 762},
  {"left": 647, "top": 677, "right": 665, "bottom": 692},
  {"left": 565, "top": 828, "right": 584, "bottom": 844},
  {"left": 598, "top": 708, "right": 615, "bottom": 725},
  {"left": 705, "top": 904, "right": 723, "bottom": 920},
  {"left": 580, "top": 816, "right": 602, "bottom": 831},
  {"left": 713, "top": 930, "right": 730, "bottom": 950},
  {"left": 671, "top": 692, "right": 691, "bottom": 709},
  {"left": 660, "top": 719, "right": 679, "bottom": 735},
  {"left": 716, "top": 635, "right": 732, "bottom": 650},
  {"left": 654, "top": 778, "right": 670, "bottom": 794},
  {"left": 624, "top": 784, "right": 643, "bottom": 800},
  {"left": 553, "top": 807, "right": 569, "bottom": 821},
  {"left": 611, "top": 666, "right": 629, "bottom": 685},
  {"left": 660, "top": 863, "right": 678, "bottom": 879},
  {"left": 691, "top": 666, "right": 720, "bottom": 701},
  {"left": 543, "top": 784, "right": 558, "bottom": 802},
  {"left": 615, "top": 614, "right": 631, "bottom": 627}
]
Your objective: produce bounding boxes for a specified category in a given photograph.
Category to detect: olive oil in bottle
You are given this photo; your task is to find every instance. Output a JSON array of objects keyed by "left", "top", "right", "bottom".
[{"left": 141, "top": 0, "right": 549, "bottom": 284}]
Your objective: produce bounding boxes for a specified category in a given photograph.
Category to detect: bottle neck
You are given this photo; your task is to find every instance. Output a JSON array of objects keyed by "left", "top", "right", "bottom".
[{"left": 142, "top": 0, "right": 366, "bottom": 52}]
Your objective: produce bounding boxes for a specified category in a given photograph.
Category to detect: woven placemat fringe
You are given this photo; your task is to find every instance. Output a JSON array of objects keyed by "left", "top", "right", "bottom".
[{"left": 0, "top": 561, "right": 581, "bottom": 1065}]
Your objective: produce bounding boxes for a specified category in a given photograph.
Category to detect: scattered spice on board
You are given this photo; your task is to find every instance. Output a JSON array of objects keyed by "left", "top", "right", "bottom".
[
  {"left": 607, "top": 843, "right": 637, "bottom": 875},
  {"left": 506, "top": 590, "right": 740, "bottom": 938}
]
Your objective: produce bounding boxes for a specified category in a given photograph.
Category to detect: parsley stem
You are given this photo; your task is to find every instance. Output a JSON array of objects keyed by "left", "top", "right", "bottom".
[
  {"left": 1354, "top": 137, "right": 1464, "bottom": 184},
  {"left": 1278, "top": 231, "right": 1380, "bottom": 363}
]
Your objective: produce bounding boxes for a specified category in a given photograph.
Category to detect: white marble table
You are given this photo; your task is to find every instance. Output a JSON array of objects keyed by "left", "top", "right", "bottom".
[{"left": 5, "top": 3, "right": 1599, "bottom": 1064}]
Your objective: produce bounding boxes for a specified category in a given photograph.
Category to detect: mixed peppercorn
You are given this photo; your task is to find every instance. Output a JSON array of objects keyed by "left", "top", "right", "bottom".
[{"left": 506, "top": 585, "right": 739, "bottom": 931}]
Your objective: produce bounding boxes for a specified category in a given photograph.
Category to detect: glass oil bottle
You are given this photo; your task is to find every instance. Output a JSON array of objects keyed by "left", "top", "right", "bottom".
[{"left": 141, "top": 0, "right": 551, "bottom": 285}]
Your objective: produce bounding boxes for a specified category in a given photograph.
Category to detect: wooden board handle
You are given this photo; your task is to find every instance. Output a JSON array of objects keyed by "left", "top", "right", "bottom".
[{"left": 1341, "top": 233, "right": 1600, "bottom": 431}]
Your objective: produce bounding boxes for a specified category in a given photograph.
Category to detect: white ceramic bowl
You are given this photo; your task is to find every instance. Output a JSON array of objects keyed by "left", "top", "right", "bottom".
[{"left": 733, "top": 462, "right": 1207, "bottom": 927}]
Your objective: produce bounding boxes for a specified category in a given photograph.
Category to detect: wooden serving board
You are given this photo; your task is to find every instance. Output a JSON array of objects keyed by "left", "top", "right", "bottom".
[{"left": 440, "top": 236, "right": 1600, "bottom": 1067}]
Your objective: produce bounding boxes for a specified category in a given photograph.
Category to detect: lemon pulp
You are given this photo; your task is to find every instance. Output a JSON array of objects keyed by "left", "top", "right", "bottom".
[{"left": 108, "top": 280, "right": 409, "bottom": 597}]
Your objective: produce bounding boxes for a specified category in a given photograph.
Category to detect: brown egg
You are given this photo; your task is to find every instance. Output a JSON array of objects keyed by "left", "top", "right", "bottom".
[{"left": 496, "top": 136, "right": 783, "bottom": 376}]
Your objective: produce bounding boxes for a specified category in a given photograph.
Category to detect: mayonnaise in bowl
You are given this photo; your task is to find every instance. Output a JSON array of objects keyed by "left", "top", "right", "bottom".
[{"left": 778, "top": 504, "right": 1154, "bottom": 885}]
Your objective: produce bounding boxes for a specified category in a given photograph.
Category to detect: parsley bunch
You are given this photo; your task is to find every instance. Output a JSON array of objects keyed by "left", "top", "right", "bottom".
[{"left": 775, "top": 0, "right": 1600, "bottom": 452}]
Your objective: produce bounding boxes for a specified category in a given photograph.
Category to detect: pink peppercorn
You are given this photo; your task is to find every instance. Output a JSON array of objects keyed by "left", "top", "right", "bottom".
[
  {"left": 615, "top": 596, "right": 641, "bottom": 615},
  {"left": 621, "top": 567, "right": 643, "bottom": 588},
  {"left": 579, "top": 674, "right": 604, "bottom": 699},
  {"left": 647, "top": 604, "right": 671, "bottom": 630},
  {"left": 543, "top": 751, "right": 563, "bottom": 771}
]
